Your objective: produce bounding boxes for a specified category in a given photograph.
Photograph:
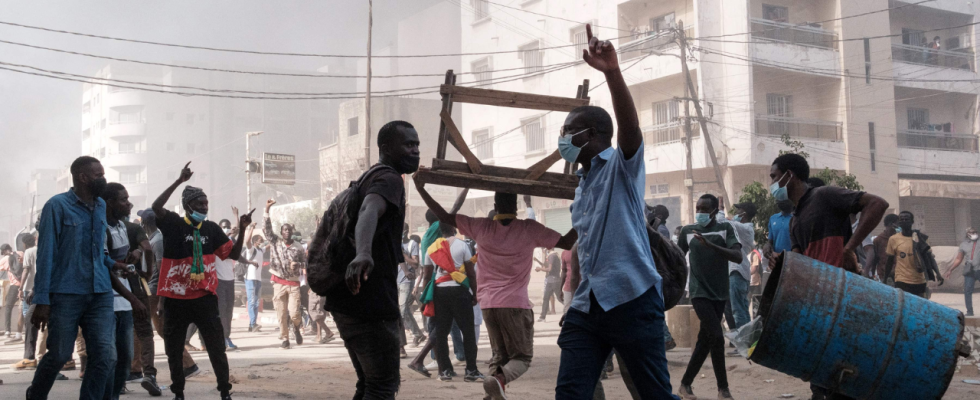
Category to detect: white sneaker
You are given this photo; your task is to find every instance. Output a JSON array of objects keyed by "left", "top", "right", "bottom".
[{"left": 425, "top": 361, "right": 438, "bottom": 370}]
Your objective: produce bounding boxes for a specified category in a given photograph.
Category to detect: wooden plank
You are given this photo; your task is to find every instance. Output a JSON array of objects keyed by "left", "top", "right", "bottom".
[
  {"left": 439, "top": 111, "right": 482, "bottom": 174},
  {"left": 435, "top": 70, "right": 455, "bottom": 160},
  {"left": 524, "top": 150, "right": 563, "bottom": 181},
  {"left": 430, "top": 159, "right": 578, "bottom": 186},
  {"left": 441, "top": 85, "right": 588, "bottom": 112},
  {"left": 414, "top": 167, "right": 577, "bottom": 200}
]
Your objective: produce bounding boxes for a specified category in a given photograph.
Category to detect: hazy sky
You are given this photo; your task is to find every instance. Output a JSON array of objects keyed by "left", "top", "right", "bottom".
[{"left": 0, "top": 0, "right": 441, "bottom": 227}]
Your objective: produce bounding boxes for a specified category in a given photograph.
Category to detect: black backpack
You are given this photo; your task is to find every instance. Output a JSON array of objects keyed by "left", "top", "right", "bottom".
[
  {"left": 647, "top": 226, "right": 688, "bottom": 310},
  {"left": 307, "top": 164, "right": 395, "bottom": 296}
]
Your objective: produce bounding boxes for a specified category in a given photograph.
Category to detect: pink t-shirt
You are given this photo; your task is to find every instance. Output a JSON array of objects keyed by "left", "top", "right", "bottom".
[{"left": 456, "top": 214, "right": 562, "bottom": 309}]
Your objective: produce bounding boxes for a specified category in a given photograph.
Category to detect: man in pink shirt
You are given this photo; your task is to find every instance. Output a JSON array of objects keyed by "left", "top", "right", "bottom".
[{"left": 415, "top": 185, "right": 576, "bottom": 400}]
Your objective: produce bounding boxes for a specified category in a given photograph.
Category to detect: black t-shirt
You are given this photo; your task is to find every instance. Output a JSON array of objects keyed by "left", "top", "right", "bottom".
[
  {"left": 790, "top": 186, "right": 864, "bottom": 271},
  {"left": 324, "top": 166, "right": 405, "bottom": 321}
]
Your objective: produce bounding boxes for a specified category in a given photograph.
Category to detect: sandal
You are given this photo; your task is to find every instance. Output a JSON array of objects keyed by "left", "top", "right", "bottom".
[{"left": 407, "top": 363, "right": 431, "bottom": 378}]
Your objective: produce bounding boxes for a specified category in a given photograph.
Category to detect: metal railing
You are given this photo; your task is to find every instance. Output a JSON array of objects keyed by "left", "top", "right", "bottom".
[
  {"left": 643, "top": 122, "right": 699, "bottom": 146},
  {"left": 891, "top": 43, "right": 975, "bottom": 72},
  {"left": 619, "top": 26, "right": 693, "bottom": 61},
  {"left": 750, "top": 18, "right": 839, "bottom": 50},
  {"left": 755, "top": 115, "right": 842, "bottom": 141},
  {"left": 898, "top": 129, "right": 978, "bottom": 152}
]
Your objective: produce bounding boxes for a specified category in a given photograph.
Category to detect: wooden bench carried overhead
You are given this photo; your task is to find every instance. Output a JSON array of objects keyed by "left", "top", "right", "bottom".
[{"left": 414, "top": 70, "right": 590, "bottom": 200}]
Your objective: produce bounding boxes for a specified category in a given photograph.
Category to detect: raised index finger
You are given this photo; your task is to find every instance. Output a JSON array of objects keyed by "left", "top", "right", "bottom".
[
  {"left": 183, "top": 161, "right": 192, "bottom": 169},
  {"left": 586, "top": 23, "right": 593, "bottom": 41},
  {"left": 247, "top": 208, "right": 256, "bottom": 217}
]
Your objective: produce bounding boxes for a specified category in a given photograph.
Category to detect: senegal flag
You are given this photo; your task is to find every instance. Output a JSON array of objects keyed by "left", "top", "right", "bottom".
[{"left": 419, "top": 237, "right": 470, "bottom": 317}]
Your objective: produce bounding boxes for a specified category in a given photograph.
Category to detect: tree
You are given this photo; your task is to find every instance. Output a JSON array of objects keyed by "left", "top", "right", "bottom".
[{"left": 739, "top": 135, "right": 863, "bottom": 246}]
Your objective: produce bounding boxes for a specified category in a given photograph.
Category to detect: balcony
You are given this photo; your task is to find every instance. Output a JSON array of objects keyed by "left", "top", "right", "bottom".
[
  {"left": 104, "top": 122, "right": 146, "bottom": 138},
  {"left": 619, "top": 26, "right": 692, "bottom": 62},
  {"left": 897, "top": 129, "right": 978, "bottom": 152},
  {"left": 643, "top": 121, "right": 701, "bottom": 146},
  {"left": 755, "top": 115, "right": 842, "bottom": 142},
  {"left": 750, "top": 18, "right": 838, "bottom": 50},
  {"left": 891, "top": 43, "right": 974, "bottom": 72}
]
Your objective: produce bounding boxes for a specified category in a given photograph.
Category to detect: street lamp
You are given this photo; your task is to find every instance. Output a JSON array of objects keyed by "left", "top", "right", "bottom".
[{"left": 245, "top": 131, "right": 263, "bottom": 211}]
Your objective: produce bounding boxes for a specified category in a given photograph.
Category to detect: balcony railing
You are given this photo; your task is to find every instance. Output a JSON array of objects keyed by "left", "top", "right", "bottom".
[
  {"left": 619, "top": 26, "right": 693, "bottom": 61},
  {"left": 891, "top": 43, "right": 975, "bottom": 72},
  {"left": 643, "top": 122, "right": 699, "bottom": 146},
  {"left": 756, "top": 115, "right": 842, "bottom": 141},
  {"left": 898, "top": 129, "right": 978, "bottom": 152},
  {"left": 750, "top": 18, "right": 838, "bottom": 50}
]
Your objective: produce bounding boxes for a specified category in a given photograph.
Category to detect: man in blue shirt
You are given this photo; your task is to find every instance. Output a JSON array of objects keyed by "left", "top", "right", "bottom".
[
  {"left": 28, "top": 156, "right": 138, "bottom": 400},
  {"left": 554, "top": 24, "right": 678, "bottom": 399},
  {"left": 766, "top": 200, "right": 794, "bottom": 256}
]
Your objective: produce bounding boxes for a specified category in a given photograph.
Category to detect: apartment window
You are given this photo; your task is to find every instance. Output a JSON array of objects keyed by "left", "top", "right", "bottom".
[
  {"left": 119, "top": 141, "right": 139, "bottom": 154},
  {"left": 572, "top": 25, "right": 589, "bottom": 59},
  {"left": 186, "top": 114, "right": 195, "bottom": 125},
  {"left": 472, "top": 57, "right": 492, "bottom": 84},
  {"left": 650, "top": 13, "right": 676, "bottom": 33},
  {"left": 100, "top": 119, "right": 107, "bottom": 129},
  {"left": 868, "top": 122, "right": 877, "bottom": 172},
  {"left": 901, "top": 28, "right": 926, "bottom": 46},
  {"left": 518, "top": 41, "right": 544, "bottom": 74},
  {"left": 654, "top": 100, "right": 679, "bottom": 125},
  {"left": 471, "top": 0, "right": 489, "bottom": 21},
  {"left": 167, "top": 142, "right": 175, "bottom": 151},
  {"left": 762, "top": 4, "right": 788, "bottom": 22},
  {"left": 166, "top": 112, "right": 175, "bottom": 121},
  {"left": 82, "top": 129, "right": 91, "bottom": 140},
  {"left": 907, "top": 108, "right": 929, "bottom": 130},
  {"left": 120, "top": 168, "right": 143, "bottom": 184},
  {"left": 110, "top": 106, "right": 143, "bottom": 124},
  {"left": 864, "top": 38, "right": 872, "bottom": 84},
  {"left": 522, "top": 116, "right": 545, "bottom": 152},
  {"left": 187, "top": 143, "right": 195, "bottom": 154},
  {"left": 766, "top": 94, "right": 792, "bottom": 117},
  {"left": 348, "top": 117, "right": 359, "bottom": 137},
  {"left": 474, "top": 129, "right": 493, "bottom": 158}
]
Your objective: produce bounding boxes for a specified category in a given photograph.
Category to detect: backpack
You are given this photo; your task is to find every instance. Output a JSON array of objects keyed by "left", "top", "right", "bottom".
[
  {"left": 307, "top": 164, "right": 395, "bottom": 296},
  {"left": 647, "top": 225, "right": 688, "bottom": 310}
]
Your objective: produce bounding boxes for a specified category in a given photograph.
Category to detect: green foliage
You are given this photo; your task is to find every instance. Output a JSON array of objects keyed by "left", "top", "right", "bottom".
[{"left": 778, "top": 134, "right": 810, "bottom": 159}]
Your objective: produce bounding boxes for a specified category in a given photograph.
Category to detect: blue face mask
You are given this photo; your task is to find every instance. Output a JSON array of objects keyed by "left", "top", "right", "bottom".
[
  {"left": 189, "top": 210, "right": 207, "bottom": 223},
  {"left": 695, "top": 213, "right": 712, "bottom": 227},
  {"left": 558, "top": 128, "right": 591, "bottom": 164},
  {"left": 770, "top": 171, "right": 791, "bottom": 202},
  {"left": 733, "top": 214, "right": 742, "bottom": 223},
  {"left": 894, "top": 227, "right": 902, "bottom": 234}
]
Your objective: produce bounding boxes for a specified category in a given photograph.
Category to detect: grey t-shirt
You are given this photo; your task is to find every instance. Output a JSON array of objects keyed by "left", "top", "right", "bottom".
[
  {"left": 959, "top": 240, "right": 980, "bottom": 275},
  {"left": 22, "top": 247, "right": 37, "bottom": 292},
  {"left": 147, "top": 230, "right": 164, "bottom": 293}
]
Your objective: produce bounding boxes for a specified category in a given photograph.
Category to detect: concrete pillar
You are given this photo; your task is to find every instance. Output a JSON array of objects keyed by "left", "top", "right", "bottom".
[
  {"left": 668, "top": 305, "right": 694, "bottom": 348},
  {"left": 955, "top": 199, "right": 972, "bottom": 240}
]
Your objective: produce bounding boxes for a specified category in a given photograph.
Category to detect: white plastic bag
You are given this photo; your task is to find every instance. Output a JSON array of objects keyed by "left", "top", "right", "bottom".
[{"left": 724, "top": 316, "right": 764, "bottom": 358}]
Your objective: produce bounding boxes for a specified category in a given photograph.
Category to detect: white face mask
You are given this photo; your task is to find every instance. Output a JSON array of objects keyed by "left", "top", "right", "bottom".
[{"left": 970, "top": 233, "right": 979, "bottom": 241}]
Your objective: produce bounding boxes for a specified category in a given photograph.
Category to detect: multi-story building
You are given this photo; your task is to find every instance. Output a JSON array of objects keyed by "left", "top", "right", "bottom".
[
  {"left": 82, "top": 60, "right": 354, "bottom": 219},
  {"left": 22, "top": 169, "right": 61, "bottom": 226},
  {"left": 459, "top": 0, "right": 980, "bottom": 244}
]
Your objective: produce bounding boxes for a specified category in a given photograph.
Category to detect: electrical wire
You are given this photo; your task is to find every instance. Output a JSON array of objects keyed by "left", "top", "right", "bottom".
[
  {"left": 483, "top": 0, "right": 629, "bottom": 32},
  {"left": 692, "top": 20, "right": 980, "bottom": 46}
]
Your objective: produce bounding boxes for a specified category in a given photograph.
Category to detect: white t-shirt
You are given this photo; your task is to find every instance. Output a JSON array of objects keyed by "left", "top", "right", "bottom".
[
  {"left": 216, "top": 257, "right": 236, "bottom": 281},
  {"left": 432, "top": 238, "right": 474, "bottom": 288},
  {"left": 107, "top": 221, "right": 133, "bottom": 312},
  {"left": 397, "top": 240, "right": 420, "bottom": 285},
  {"left": 245, "top": 248, "right": 264, "bottom": 281}
]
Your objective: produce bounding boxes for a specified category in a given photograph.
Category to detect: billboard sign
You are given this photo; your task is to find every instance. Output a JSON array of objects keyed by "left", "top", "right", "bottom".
[{"left": 262, "top": 152, "right": 296, "bottom": 185}]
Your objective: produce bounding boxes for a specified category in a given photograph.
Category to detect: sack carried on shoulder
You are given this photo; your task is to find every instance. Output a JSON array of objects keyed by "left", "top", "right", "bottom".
[
  {"left": 648, "top": 226, "right": 688, "bottom": 311},
  {"left": 306, "top": 165, "right": 395, "bottom": 296}
]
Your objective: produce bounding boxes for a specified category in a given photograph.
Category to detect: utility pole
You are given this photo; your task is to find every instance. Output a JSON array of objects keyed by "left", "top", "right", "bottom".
[
  {"left": 364, "top": 0, "right": 373, "bottom": 170},
  {"left": 245, "top": 131, "right": 264, "bottom": 211},
  {"left": 677, "top": 21, "right": 732, "bottom": 210},
  {"left": 679, "top": 22, "right": 695, "bottom": 222}
]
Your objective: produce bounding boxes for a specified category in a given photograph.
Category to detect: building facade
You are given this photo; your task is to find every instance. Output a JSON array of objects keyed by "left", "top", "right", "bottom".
[{"left": 459, "top": 0, "right": 980, "bottom": 244}]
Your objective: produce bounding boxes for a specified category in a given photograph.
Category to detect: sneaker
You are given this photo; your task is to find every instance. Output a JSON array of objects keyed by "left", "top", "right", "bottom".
[
  {"left": 318, "top": 335, "right": 335, "bottom": 344},
  {"left": 127, "top": 372, "right": 144, "bottom": 383},
  {"left": 967, "top": 312, "right": 975, "bottom": 317},
  {"left": 718, "top": 388, "right": 734, "bottom": 399},
  {"left": 253, "top": 324, "right": 262, "bottom": 332},
  {"left": 225, "top": 338, "right": 238, "bottom": 350},
  {"left": 413, "top": 334, "right": 427, "bottom": 347},
  {"left": 62, "top": 359, "right": 76, "bottom": 370},
  {"left": 120, "top": 385, "right": 133, "bottom": 394},
  {"left": 400, "top": 347, "right": 408, "bottom": 359},
  {"left": 425, "top": 361, "right": 438, "bottom": 370},
  {"left": 293, "top": 326, "right": 303, "bottom": 345},
  {"left": 55, "top": 373, "right": 69, "bottom": 381},
  {"left": 172, "top": 395, "right": 185, "bottom": 400},
  {"left": 183, "top": 364, "right": 201, "bottom": 379},
  {"left": 665, "top": 339, "right": 677, "bottom": 351},
  {"left": 439, "top": 370, "right": 454, "bottom": 381},
  {"left": 5, "top": 334, "right": 23, "bottom": 345},
  {"left": 537, "top": 316, "right": 545, "bottom": 322},
  {"left": 281, "top": 340, "right": 290, "bottom": 349},
  {"left": 679, "top": 384, "right": 697, "bottom": 399},
  {"left": 483, "top": 374, "right": 507, "bottom": 400},
  {"left": 13, "top": 358, "right": 37, "bottom": 369},
  {"left": 464, "top": 369, "right": 485, "bottom": 382},
  {"left": 141, "top": 375, "right": 163, "bottom": 397},
  {"left": 220, "top": 392, "right": 233, "bottom": 400}
]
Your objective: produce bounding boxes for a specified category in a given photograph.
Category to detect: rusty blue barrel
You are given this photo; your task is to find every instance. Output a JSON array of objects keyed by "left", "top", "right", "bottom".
[{"left": 750, "top": 252, "right": 964, "bottom": 399}]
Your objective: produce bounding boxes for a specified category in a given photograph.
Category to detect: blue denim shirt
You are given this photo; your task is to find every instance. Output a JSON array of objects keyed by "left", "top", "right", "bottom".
[
  {"left": 570, "top": 145, "right": 664, "bottom": 314},
  {"left": 34, "top": 189, "right": 114, "bottom": 305}
]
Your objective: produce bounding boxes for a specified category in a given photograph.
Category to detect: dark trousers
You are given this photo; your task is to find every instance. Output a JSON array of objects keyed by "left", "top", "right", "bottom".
[
  {"left": 894, "top": 281, "right": 927, "bottom": 298},
  {"left": 965, "top": 272, "right": 977, "bottom": 315},
  {"left": 3, "top": 284, "right": 21, "bottom": 332},
  {"left": 106, "top": 311, "right": 134, "bottom": 400},
  {"left": 555, "top": 287, "right": 679, "bottom": 399},
  {"left": 217, "top": 279, "right": 235, "bottom": 340},
  {"left": 540, "top": 281, "right": 560, "bottom": 318},
  {"left": 24, "top": 292, "right": 39, "bottom": 360},
  {"left": 433, "top": 286, "right": 478, "bottom": 373},
  {"left": 162, "top": 295, "right": 231, "bottom": 395},
  {"left": 334, "top": 312, "right": 401, "bottom": 400},
  {"left": 131, "top": 287, "right": 156, "bottom": 377},
  {"left": 682, "top": 298, "right": 729, "bottom": 390}
]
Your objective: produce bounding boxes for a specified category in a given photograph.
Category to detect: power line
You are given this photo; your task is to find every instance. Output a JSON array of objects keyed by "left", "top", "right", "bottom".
[
  {"left": 483, "top": 0, "right": 629, "bottom": 32},
  {"left": 692, "top": 20, "right": 980, "bottom": 46}
]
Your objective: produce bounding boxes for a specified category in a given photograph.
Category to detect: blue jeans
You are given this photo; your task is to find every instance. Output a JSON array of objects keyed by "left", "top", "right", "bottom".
[
  {"left": 246, "top": 280, "right": 262, "bottom": 326},
  {"left": 728, "top": 273, "right": 750, "bottom": 329},
  {"left": 965, "top": 272, "right": 977, "bottom": 315},
  {"left": 105, "top": 311, "right": 133, "bottom": 400},
  {"left": 30, "top": 292, "right": 116, "bottom": 400},
  {"left": 555, "top": 287, "right": 679, "bottom": 399}
]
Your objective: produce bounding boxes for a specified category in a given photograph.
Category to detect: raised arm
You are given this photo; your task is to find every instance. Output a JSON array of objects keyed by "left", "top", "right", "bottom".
[
  {"left": 582, "top": 24, "right": 641, "bottom": 159},
  {"left": 229, "top": 209, "right": 254, "bottom": 261},
  {"left": 263, "top": 199, "right": 279, "bottom": 243},
  {"left": 450, "top": 188, "right": 470, "bottom": 214},
  {"left": 153, "top": 162, "right": 193, "bottom": 218},
  {"left": 413, "top": 176, "right": 461, "bottom": 228},
  {"left": 346, "top": 194, "right": 388, "bottom": 295}
]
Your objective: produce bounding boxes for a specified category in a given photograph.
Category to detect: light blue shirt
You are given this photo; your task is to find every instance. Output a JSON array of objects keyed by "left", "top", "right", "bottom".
[
  {"left": 34, "top": 189, "right": 115, "bottom": 305},
  {"left": 570, "top": 145, "right": 664, "bottom": 314},
  {"left": 768, "top": 212, "right": 793, "bottom": 254}
]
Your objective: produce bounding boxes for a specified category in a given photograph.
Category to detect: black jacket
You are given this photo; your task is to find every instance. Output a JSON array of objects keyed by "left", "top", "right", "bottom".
[{"left": 911, "top": 230, "right": 942, "bottom": 282}]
